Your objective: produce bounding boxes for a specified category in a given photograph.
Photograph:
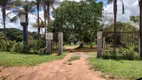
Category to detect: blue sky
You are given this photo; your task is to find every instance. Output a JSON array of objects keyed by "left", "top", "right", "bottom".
[{"left": 97, "top": 0, "right": 107, "bottom": 7}]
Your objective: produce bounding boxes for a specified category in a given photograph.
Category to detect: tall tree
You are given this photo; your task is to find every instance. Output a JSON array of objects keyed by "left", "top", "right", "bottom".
[
  {"left": 10, "top": 0, "right": 35, "bottom": 45},
  {"left": 139, "top": 0, "right": 142, "bottom": 59},
  {"left": 52, "top": 1, "right": 103, "bottom": 48},
  {"left": 36, "top": 0, "right": 42, "bottom": 40},
  {"left": 107, "top": 0, "right": 124, "bottom": 55},
  {"left": 0, "top": 0, "right": 10, "bottom": 40}
]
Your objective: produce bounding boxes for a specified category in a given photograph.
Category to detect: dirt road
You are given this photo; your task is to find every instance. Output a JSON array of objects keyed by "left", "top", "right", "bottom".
[{"left": 0, "top": 53, "right": 105, "bottom": 80}]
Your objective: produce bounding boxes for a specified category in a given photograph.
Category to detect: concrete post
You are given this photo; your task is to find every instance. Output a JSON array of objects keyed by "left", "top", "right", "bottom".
[
  {"left": 46, "top": 33, "right": 53, "bottom": 54},
  {"left": 139, "top": 39, "right": 140, "bottom": 55},
  {"left": 58, "top": 32, "right": 63, "bottom": 55},
  {"left": 97, "top": 32, "right": 103, "bottom": 58},
  {"left": 103, "top": 37, "right": 106, "bottom": 54}
]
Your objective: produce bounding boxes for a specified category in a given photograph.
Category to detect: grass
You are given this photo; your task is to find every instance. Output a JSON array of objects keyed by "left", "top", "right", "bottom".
[
  {"left": 89, "top": 57, "right": 142, "bottom": 80},
  {"left": 68, "top": 56, "right": 80, "bottom": 62},
  {"left": 0, "top": 52, "right": 66, "bottom": 67}
]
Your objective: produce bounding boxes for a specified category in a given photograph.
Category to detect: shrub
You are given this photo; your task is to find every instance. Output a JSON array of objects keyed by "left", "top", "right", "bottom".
[
  {"left": 118, "top": 48, "right": 139, "bottom": 60},
  {"left": 102, "top": 47, "right": 140, "bottom": 60},
  {"left": 38, "top": 48, "right": 46, "bottom": 55},
  {"left": 0, "top": 40, "right": 16, "bottom": 51},
  {"left": 0, "top": 40, "right": 46, "bottom": 54},
  {"left": 10, "top": 42, "right": 24, "bottom": 53},
  {"left": 102, "top": 51, "right": 116, "bottom": 59},
  {"left": 29, "top": 40, "right": 45, "bottom": 53}
]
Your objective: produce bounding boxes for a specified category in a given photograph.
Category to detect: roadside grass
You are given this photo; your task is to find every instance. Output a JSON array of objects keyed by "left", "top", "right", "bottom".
[
  {"left": 89, "top": 57, "right": 142, "bottom": 80},
  {"left": 68, "top": 56, "right": 80, "bottom": 62},
  {"left": 0, "top": 52, "right": 67, "bottom": 67}
]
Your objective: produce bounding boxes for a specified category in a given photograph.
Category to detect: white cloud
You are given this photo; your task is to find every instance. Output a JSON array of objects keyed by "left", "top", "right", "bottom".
[{"left": 104, "top": 0, "right": 139, "bottom": 22}]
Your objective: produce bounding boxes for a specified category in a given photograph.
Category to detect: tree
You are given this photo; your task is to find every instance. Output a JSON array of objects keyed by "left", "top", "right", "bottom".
[
  {"left": 36, "top": 0, "right": 42, "bottom": 40},
  {"left": 130, "top": 16, "right": 139, "bottom": 23},
  {"left": 138, "top": 0, "right": 142, "bottom": 59},
  {"left": 107, "top": 0, "right": 125, "bottom": 55},
  {"left": 53, "top": 1, "right": 103, "bottom": 48},
  {"left": 10, "top": 0, "right": 35, "bottom": 45},
  {"left": 0, "top": 0, "right": 12, "bottom": 40},
  {"left": 42, "top": 0, "right": 55, "bottom": 34}
]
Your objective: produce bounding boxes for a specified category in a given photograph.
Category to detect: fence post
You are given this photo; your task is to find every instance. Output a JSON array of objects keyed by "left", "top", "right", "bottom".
[
  {"left": 103, "top": 37, "right": 106, "bottom": 54},
  {"left": 97, "top": 31, "right": 103, "bottom": 58},
  {"left": 58, "top": 32, "right": 63, "bottom": 55},
  {"left": 139, "top": 39, "right": 140, "bottom": 55},
  {"left": 46, "top": 33, "right": 53, "bottom": 54}
]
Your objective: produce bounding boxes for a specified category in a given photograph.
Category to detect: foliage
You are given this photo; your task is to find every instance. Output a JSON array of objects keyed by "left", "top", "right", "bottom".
[
  {"left": 0, "top": 32, "right": 5, "bottom": 40},
  {"left": 102, "top": 51, "right": 116, "bottom": 59},
  {"left": 0, "top": 28, "right": 38, "bottom": 41},
  {"left": 130, "top": 16, "right": 139, "bottom": 24},
  {"left": 118, "top": 47, "right": 139, "bottom": 60},
  {"left": 89, "top": 57, "right": 142, "bottom": 80},
  {"left": 0, "top": 40, "right": 16, "bottom": 52},
  {"left": 30, "top": 40, "right": 46, "bottom": 53},
  {"left": 51, "top": 1, "right": 103, "bottom": 44},
  {"left": 0, "top": 39, "right": 46, "bottom": 54},
  {"left": 103, "top": 22, "right": 139, "bottom": 47},
  {"left": 102, "top": 47, "right": 140, "bottom": 60},
  {"left": 0, "top": 52, "right": 66, "bottom": 67},
  {"left": 10, "top": 42, "right": 24, "bottom": 53}
]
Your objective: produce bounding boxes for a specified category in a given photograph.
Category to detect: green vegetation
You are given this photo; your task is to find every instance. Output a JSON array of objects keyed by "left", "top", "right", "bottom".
[
  {"left": 102, "top": 46, "right": 139, "bottom": 60},
  {"left": 104, "top": 22, "right": 138, "bottom": 47},
  {"left": 89, "top": 58, "right": 142, "bottom": 80},
  {"left": 0, "top": 39, "right": 46, "bottom": 54},
  {"left": 68, "top": 56, "right": 80, "bottom": 62},
  {"left": 0, "top": 52, "right": 66, "bottom": 67},
  {"left": 49, "top": 1, "right": 103, "bottom": 47}
]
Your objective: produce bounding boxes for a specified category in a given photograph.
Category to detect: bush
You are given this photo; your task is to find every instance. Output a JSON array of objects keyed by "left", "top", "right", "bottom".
[
  {"left": 0, "top": 40, "right": 46, "bottom": 54},
  {"left": 10, "top": 42, "right": 24, "bottom": 53},
  {"left": 102, "top": 51, "right": 116, "bottom": 59},
  {"left": 102, "top": 47, "right": 140, "bottom": 60},
  {"left": 29, "top": 40, "right": 46, "bottom": 53},
  {"left": 118, "top": 47, "right": 139, "bottom": 60},
  {"left": 38, "top": 48, "right": 46, "bottom": 55},
  {"left": 0, "top": 40, "right": 16, "bottom": 51}
]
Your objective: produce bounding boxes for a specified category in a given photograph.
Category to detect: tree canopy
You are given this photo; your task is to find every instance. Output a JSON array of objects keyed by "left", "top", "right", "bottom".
[{"left": 50, "top": 1, "right": 103, "bottom": 44}]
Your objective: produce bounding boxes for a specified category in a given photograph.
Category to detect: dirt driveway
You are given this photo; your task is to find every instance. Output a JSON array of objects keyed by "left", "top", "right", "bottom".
[{"left": 0, "top": 53, "right": 105, "bottom": 80}]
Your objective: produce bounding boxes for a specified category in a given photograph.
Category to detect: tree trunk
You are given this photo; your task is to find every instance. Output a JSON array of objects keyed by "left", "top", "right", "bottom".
[
  {"left": 113, "top": 0, "right": 117, "bottom": 56},
  {"left": 2, "top": 8, "right": 7, "bottom": 40},
  {"left": 44, "top": 5, "right": 47, "bottom": 36},
  {"left": 25, "top": 4, "right": 28, "bottom": 46},
  {"left": 37, "top": 3, "right": 40, "bottom": 40},
  {"left": 76, "top": 42, "right": 83, "bottom": 49},
  {"left": 47, "top": 4, "right": 50, "bottom": 31},
  {"left": 139, "top": 0, "right": 142, "bottom": 59}
]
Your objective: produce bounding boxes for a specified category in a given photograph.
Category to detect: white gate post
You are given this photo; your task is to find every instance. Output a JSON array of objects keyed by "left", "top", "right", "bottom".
[
  {"left": 58, "top": 32, "right": 63, "bottom": 55},
  {"left": 46, "top": 33, "right": 53, "bottom": 54},
  {"left": 97, "top": 32, "right": 103, "bottom": 57}
]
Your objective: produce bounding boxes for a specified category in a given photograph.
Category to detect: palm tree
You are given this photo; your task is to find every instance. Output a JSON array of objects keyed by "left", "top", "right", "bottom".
[
  {"left": 139, "top": 0, "right": 142, "bottom": 58},
  {"left": 42, "top": 0, "right": 56, "bottom": 33},
  {"left": 107, "top": 0, "right": 124, "bottom": 56},
  {"left": 36, "top": 0, "right": 42, "bottom": 40},
  {"left": 0, "top": 0, "right": 10, "bottom": 40},
  {"left": 9, "top": 0, "right": 35, "bottom": 45}
]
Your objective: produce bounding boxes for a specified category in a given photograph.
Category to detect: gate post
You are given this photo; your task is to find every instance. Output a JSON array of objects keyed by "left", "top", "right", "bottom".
[
  {"left": 46, "top": 33, "right": 53, "bottom": 54},
  {"left": 103, "top": 37, "right": 106, "bottom": 54},
  {"left": 97, "top": 32, "right": 103, "bottom": 58},
  {"left": 58, "top": 32, "right": 63, "bottom": 55}
]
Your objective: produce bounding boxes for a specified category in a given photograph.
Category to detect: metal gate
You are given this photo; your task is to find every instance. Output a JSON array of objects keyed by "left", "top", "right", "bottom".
[{"left": 102, "top": 31, "right": 139, "bottom": 53}]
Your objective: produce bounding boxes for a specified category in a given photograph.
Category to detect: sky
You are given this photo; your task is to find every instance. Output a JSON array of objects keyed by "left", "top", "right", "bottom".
[{"left": 0, "top": 0, "right": 140, "bottom": 32}]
